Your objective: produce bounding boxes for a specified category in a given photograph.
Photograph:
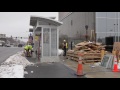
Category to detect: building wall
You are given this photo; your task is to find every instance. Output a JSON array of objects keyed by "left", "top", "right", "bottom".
[
  {"left": 58, "top": 12, "right": 95, "bottom": 48},
  {"left": 0, "top": 34, "right": 6, "bottom": 38},
  {"left": 59, "top": 12, "right": 72, "bottom": 21},
  {"left": 96, "top": 12, "right": 120, "bottom": 44},
  {"left": 0, "top": 34, "right": 6, "bottom": 43}
]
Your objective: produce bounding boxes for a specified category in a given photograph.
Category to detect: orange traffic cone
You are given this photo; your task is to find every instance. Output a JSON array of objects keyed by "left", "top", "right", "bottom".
[
  {"left": 76, "top": 60, "right": 85, "bottom": 76},
  {"left": 113, "top": 55, "right": 120, "bottom": 72}
]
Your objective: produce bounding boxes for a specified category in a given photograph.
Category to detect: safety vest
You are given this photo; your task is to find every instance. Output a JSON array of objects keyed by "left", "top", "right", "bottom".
[
  {"left": 24, "top": 45, "right": 28, "bottom": 50},
  {"left": 28, "top": 45, "right": 32, "bottom": 50},
  {"left": 24, "top": 45, "right": 32, "bottom": 50},
  {"left": 66, "top": 43, "right": 68, "bottom": 48}
]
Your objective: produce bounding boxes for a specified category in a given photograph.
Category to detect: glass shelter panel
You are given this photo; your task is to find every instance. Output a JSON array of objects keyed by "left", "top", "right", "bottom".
[
  {"left": 51, "top": 28, "right": 57, "bottom": 56},
  {"left": 43, "top": 28, "right": 50, "bottom": 56}
]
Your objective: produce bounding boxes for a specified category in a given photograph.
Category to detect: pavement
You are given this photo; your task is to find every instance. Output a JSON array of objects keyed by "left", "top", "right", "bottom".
[
  {"left": 0, "top": 47, "right": 23, "bottom": 64},
  {"left": 24, "top": 57, "right": 86, "bottom": 78},
  {"left": 60, "top": 56, "right": 120, "bottom": 78},
  {"left": 24, "top": 56, "right": 120, "bottom": 78}
]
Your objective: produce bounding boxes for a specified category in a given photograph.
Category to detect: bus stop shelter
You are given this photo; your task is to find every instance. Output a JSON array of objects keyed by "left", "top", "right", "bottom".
[{"left": 30, "top": 16, "right": 62, "bottom": 62}]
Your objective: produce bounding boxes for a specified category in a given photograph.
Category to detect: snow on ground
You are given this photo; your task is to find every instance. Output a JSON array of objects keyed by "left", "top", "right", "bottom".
[
  {"left": 94, "top": 62, "right": 101, "bottom": 66},
  {"left": 0, "top": 51, "right": 34, "bottom": 78},
  {"left": 0, "top": 65, "right": 24, "bottom": 78},
  {"left": 58, "top": 49, "right": 64, "bottom": 56},
  {"left": 2, "top": 51, "right": 34, "bottom": 69}
]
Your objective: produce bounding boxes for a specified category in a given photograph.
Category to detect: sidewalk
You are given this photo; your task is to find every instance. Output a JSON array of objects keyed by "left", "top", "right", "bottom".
[
  {"left": 24, "top": 57, "right": 86, "bottom": 78},
  {"left": 60, "top": 56, "right": 120, "bottom": 78},
  {"left": 25, "top": 56, "right": 120, "bottom": 78}
]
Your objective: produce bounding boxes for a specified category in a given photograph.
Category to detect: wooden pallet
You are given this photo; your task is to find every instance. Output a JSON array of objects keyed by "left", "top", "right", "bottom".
[
  {"left": 73, "top": 57, "right": 79, "bottom": 62},
  {"left": 66, "top": 55, "right": 74, "bottom": 60},
  {"left": 67, "top": 52, "right": 102, "bottom": 64},
  {"left": 67, "top": 53, "right": 73, "bottom": 56},
  {"left": 67, "top": 56, "right": 101, "bottom": 64},
  {"left": 82, "top": 59, "right": 101, "bottom": 64}
]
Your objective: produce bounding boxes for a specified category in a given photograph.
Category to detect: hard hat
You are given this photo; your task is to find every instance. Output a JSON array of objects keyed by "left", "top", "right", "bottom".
[{"left": 64, "top": 40, "right": 66, "bottom": 42}]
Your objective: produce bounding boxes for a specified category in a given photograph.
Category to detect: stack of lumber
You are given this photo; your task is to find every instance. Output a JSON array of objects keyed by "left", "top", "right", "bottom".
[
  {"left": 66, "top": 50, "right": 75, "bottom": 59},
  {"left": 67, "top": 41, "right": 106, "bottom": 63}
]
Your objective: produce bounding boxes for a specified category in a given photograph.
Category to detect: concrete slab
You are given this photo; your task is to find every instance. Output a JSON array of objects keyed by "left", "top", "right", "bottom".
[
  {"left": 59, "top": 56, "right": 120, "bottom": 78},
  {"left": 85, "top": 71, "right": 120, "bottom": 78}
]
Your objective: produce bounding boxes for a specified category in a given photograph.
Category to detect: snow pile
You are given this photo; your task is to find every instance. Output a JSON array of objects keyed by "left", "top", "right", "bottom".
[
  {"left": 94, "top": 62, "right": 101, "bottom": 66},
  {"left": 2, "top": 51, "right": 34, "bottom": 69},
  {"left": 0, "top": 65, "right": 24, "bottom": 78},
  {"left": 0, "top": 51, "right": 34, "bottom": 78},
  {"left": 58, "top": 49, "right": 64, "bottom": 56}
]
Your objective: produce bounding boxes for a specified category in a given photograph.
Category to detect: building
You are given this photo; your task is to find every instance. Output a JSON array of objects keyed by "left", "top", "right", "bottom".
[
  {"left": 6, "top": 37, "right": 16, "bottom": 45},
  {"left": 58, "top": 12, "right": 95, "bottom": 48},
  {"left": 0, "top": 34, "right": 7, "bottom": 43},
  {"left": 58, "top": 12, "right": 120, "bottom": 49},
  {"left": 96, "top": 12, "right": 120, "bottom": 45},
  {"left": 0, "top": 34, "right": 6, "bottom": 38}
]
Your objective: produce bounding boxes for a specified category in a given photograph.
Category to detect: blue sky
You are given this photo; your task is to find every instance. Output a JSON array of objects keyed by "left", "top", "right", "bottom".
[{"left": 0, "top": 12, "right": 58, "bottom": 42}]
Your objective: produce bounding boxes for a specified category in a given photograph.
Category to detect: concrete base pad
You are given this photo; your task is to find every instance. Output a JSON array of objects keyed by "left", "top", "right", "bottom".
[{"left": 41, "top": 56, "right": 60, "bottom": 63}]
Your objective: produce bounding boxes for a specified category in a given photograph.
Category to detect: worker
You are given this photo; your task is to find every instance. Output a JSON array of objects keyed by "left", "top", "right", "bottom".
[
  {"left": 24, "top": 43, "right": 33, "bottom": 57},
  {"left": 28, "top": 43, "right": 33, "bottom": 56},
  {"left": 62, "top": 40, "right": 68, "bottom": 56},
  {"left": 24, "top": 43, "right": 29, "bottom": 57}
]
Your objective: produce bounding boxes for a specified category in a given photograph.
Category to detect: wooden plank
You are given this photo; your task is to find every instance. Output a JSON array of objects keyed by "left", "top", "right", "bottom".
[
  {"left": 84, "top": 53, "right": 101, "bottom": 55},
  {"left": 113, "top": 42, "right": 120, "bottom": 51},
  {"left": 83, "top": 60, "right": 101, "bottom": 64},
  {"left": 84, "top": 60, "right": 101, "bottom": 62},
  {"left": 72, "top": 58, "right": 79, "bottom": 62},
  {"left": 83, "top": 56, "right": 101, "bottom": 59},
  {"left": 73, "top": 55, "right": 79, "bottom": 58},
  {"left": 67, "top": 55, "right": 74, "bottom": 57}
]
